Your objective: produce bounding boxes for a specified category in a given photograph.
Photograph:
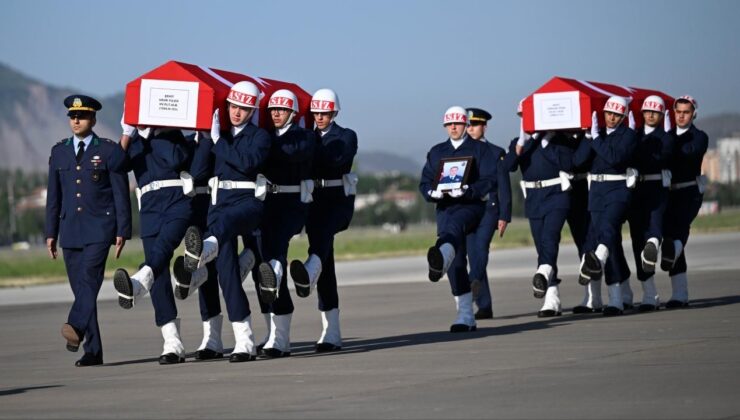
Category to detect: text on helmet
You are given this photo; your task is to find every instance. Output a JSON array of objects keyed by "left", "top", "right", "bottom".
[
  {"left": 444, "top": 113, "right": 467, "bottom": 123},
  {"left": 270, "top": 97, "right": 295, "bottom": 109},
  {"left": 311, "top": 100, "right": 335, "bottom": 111},
  {"left": 228, "top": 91, "right": 257, "bottom": 106}
]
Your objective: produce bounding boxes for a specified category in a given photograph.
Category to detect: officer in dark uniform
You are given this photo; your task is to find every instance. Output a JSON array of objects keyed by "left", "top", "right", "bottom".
[
  {"left": 289, "top": 88, "right": 357, "bottom": 353},
  {"left": 661, "top": 95, "right": 708, "bottom": 308},
  {"left": 247, "top": 89, "right": 316, "bottom": 358},
  {"left": 182, "top": 81, "right": 271, "bottom": 362},
  {"left": 420, "top": 106, "right": 495, "bottom": 333},
  {"left": 114, "top": 115, "right": 193, "bottom": 364},
  {"left": 457, "top": 107, "right": 511, "bottom": 320},
  {"left": 626, "top": 96, "right": 674, "bottom": 312},
  {"left": 574, "top": 96, "right": 639, "bottom": 316},
  {"left": 504, "top": 111, "right": 575, "bottom": 318},
  {"left": 46, "top": 95, "right": 131, "bottom": 366}
]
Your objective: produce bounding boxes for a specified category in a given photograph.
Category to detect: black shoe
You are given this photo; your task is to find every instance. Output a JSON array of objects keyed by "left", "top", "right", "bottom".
[
  {"left": 537, "top": 309, "right": 562, "bottom": 318},
  {"left": 261, "top": 348, "right": 291, "bottom": 359},
  {"left": 660, "top": 238, "right": 676, "bottom": 271},
  {"left": 173, "top": 256, "right": 192, "bottom": 300},
  {"left": 581, "top": 251, "right": 603, "bottom": 281},
  {"left": 61, "top": 323, "right": 83, "bottom": 352},
  {"left": 195, "top": 348, "right": 223, "bottom": 360},
  {"left": 256, "top": 343, "right": 265, "bottom": 356},
  {"left": 257, "top": 262, "right": 278, "bottom": 305},
  {"left": 532, "top": 273, "right": 547, "bottom": 299},
  {"left": 474, "top": 308, "right": 493, "bottom": 320},
  {"left": 638, "top": 303, "right": 659, "bottom": 312},
  {"left": 183, "top": 226, "right": 203, "bottom": 273},
  {"left": 315, "top": 342, "right": 342, "bottom": 353},
  {"left": 623, "top": 303, "right": 634, "bottom": 311},
  {"left": 641, "top": 241, "right": 658, "bottom": 273},
  {"left": 427, "top": 246, "right": 444, "bottom": 282},
  {"left": 572, "top": 305, "right": 601, "bottom": 314},
  {"left": 290, "top": 260, "right": 311, "bottom": 298},
  {"left": 603, "top": 306, "right": 623, "bottom": 316},
  {"left": 450, "top": 324, "right": 477, "bottom": 333},
  {"left": 229, "top": 352, "right": 256, "bottom": 363},
  {"left": 159, "top": 353, "right": 185, "bottom": 364},
  {"left": 75, "top": 353, "right": 103, "bottom": 367},
  {"left": 113, "top": 268, "right": 134, "bottom": 309},
  {"left": 665, "top": 300, "right": 689, "bottom": 309}
]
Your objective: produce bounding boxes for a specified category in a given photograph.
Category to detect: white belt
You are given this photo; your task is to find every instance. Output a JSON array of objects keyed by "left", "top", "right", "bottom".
[
  {"left": 314, "top": 173, "right": 358, "bottom": 196},
  {"left": 208, "top": 174, "right": 268, "bottom": 205},
  {"left": 135, "top": 178, "right": 184, "bottom": 210},
  {"left": 193, "top": 186, "right": 210, "bottom": 195},
  {"left": 519, "top": 171, "right": 572, "bottom": 199},
  {"left": 268, "top": 179, "right": 315, "bottom": 203},
  {"left": 671, "top": 175, "right": 708, "bottom": 193},
  {"left": 587, "top": 168, "right": 639, "bottom": 189}
]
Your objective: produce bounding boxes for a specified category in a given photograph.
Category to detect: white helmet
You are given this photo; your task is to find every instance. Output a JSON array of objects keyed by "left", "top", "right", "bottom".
[
  {"left": 603, "top": 96, "right": 629, "bottom": 116},
  {"left": 268, "top": 89, "right": 299, "bottom": 113},
  {"left": 311, "top": 88, "right": 340, "bottom": 113},
  {"left": 674, "top": 95, "right": 698, "bottom": 110},
  {"left": 443, "top": 106, "right": 468, "bottom": 125},
  {"left": 227, "top": 81, "right": 260, "bottom": 108},
  {"left": 641, "top": 95, "right": 665, "bottom": 113}
]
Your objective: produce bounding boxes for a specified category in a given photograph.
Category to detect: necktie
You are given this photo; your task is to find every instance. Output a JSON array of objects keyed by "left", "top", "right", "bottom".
[{"left": 76, "top": 142, "right": 85, "bottom": 163}]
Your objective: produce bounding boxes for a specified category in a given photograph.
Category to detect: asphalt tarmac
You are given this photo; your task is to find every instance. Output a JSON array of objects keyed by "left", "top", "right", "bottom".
[{"left": 1, "top": 232, "right": 739, "bottom": 419}]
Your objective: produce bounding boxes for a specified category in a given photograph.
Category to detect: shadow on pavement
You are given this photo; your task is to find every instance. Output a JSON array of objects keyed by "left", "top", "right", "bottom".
[{"left": 0, "top": 384, "right": 63, "bottom": 397}]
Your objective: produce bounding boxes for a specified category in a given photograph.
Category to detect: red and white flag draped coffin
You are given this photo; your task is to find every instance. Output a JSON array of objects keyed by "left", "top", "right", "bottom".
[
  {"left": 521, "top": 76, "right": 674, "bottom": 133},
  {"left": 124, "top": 60, "right": 314, "bottom": 130}
]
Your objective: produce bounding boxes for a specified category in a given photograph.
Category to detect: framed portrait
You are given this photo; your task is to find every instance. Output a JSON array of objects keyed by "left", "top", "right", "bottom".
[{"left": 433, "top": 156, "right": 473, "bottom": 192}]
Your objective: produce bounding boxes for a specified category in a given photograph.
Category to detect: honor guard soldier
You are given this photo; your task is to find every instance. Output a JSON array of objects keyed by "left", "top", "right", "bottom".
[
  {"left": 170, "top": 131, "right": 226, "bottom": 361},
  {"left": 114, "top": 112, "right": 194, "bottom": 364},
  {"left": 420, "top": 106, "right": 495, "bottom": 332},
  {"left": 626, "top": 96, "right": 674, "bottom": 312},
  {"left": 661, "top": 95, "right": 708, "bottom": 308},
  {"left": 46, "top": 95, "right": 132, "bottom": 366},
  {"left": 504, "top": 104, "right": 576, "bottom": 318},
  {"left": 460, "top": 107, "right": 512, "bottom": 319},
  {"left": 289, "top": 88, "right": 358, "bottom": 352},
  {"left": 240, "top": 89, "right": 316, "bottom": 358},
  {"left": 182, "top": 81, "right": 271, "bottom": 362},
  {"left": 574, "top": 96, "right": 639, "bottom": 316}
]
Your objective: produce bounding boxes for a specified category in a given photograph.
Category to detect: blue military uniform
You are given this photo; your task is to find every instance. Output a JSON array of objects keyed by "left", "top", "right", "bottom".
[
  {"left": 504, "top": 132, "right": 574, "bottom": 306},
  {"left": 662, "top": 123, "right": 708, "bottom": 307},
  {"left": 420, "top": 135, "right": 495, "bottom": 300},
  {"left": 574, "top": 123, "right": 638, "bottom": 315},
  {"left": 46, "top": 95, "right": 131, "bottom": 366}
]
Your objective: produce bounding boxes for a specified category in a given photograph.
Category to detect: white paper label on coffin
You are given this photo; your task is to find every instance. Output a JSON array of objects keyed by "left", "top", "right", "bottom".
[
  {"left": 138, "top": 79, "right": 200, "bottom": 127},
  {"left": 533, "top": 91, "right": 581, "bottom": 130}
]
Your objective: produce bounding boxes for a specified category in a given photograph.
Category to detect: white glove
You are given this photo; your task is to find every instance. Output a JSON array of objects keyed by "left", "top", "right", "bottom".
[
  {"left": 447, "top": 188, "right": 464, "bottom": 198},
  {"left": 121, "top": 113, "right": 135, "bottom": 137},
  {"left": 586, "top": 111, "right": 599, "bottom": 140},
  {"left": 541, "top": 131, "right": 555, "bottom": 148},
  {"left": 137, "top": 126, "right": 152, "bottom": 139},
  {"left": 664, "top": 110, "right": 672, "bottom": 132},
  {"left": 429, "top": 189, "right": 443, "bottom": 200},
  {"left": 210, "top": 109, "right": 221, "bottom": 144},
  {"left": 516, "top": 119, "right": 530, "bottom": 147},
  {"left": 628, "top": 110, "right": 636, "bottom": 130}
]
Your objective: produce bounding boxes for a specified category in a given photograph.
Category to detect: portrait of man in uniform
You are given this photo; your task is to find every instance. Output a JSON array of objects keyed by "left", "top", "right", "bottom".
[{"left": 435, "top": 157, "right": 472, "bottom": 192}]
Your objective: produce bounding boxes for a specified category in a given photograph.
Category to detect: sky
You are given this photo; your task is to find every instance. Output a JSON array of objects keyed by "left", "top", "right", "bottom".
[{"left": 2, "top": 0, "right": 739, "bottom": 161}]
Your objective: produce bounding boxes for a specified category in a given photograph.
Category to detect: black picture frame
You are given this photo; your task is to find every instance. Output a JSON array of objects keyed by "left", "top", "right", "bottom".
[{"left": 433, "top": 156, "right": 473, "bottom": 192}]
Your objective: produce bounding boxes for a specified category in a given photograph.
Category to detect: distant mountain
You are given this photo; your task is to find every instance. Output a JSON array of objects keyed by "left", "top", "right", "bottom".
[
  {"left": 695, "top": 113, "right": 740, "bottom": 146},
  {"left": 0, "top": 62, "right": 121, "bottom": 172},
  {"left": 355, "top": 151, "right": 422, "bottom": 176}
]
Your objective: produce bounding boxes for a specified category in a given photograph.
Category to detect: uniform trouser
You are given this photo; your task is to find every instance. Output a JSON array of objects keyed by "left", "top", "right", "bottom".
[
  {"left": 62, "top": 243, "right": 110, "bottom": 356},
  {"left": 436, "top": 204, "right": 484, "bottom": 297},
  {"left": 567, "top": 181, "right": 590, "bottom": 258},
  {"left": 208, "top": 199, "right": 264, "bottom": 322},
  {"left": 465, "top": 208, "right": 499, "bottom": 310},
  {"left": 586, "top": 202, "right": 631, "bottom": 285},
  {"left": 191, "top": 196, "right": 222, "bottom": 322},
  {"left": 306, "top": 198, "right": 354, "bottom": 312},
  {"left": 252, "top": 198, "right": 309, "bottom": 315},
  {"left": 142, "top": 216, "right": 190, "bottom": 327},
  {"left": 528, "top": 208, "right": 569, "bottom": 280},
  {"left": 663, "top": 189, "right": 703, "bottom": 276},
  {"left": 628, "top": 185, "right": 669, "bottom": 281}
]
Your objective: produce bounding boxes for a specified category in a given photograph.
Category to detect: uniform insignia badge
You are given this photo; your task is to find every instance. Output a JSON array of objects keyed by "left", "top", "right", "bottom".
[
  {"left": 73, "top": 97, "right": 83, "bottom": 108},
  {"left": 92, "top": 170, "right": 100, "bottom": 182}
]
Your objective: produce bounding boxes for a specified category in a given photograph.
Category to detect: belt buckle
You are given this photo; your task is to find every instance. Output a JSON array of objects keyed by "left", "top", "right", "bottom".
[
  {"left": 534, "top": 180, "right": 542, "bottom": 188},
  {"left": 268, "top": 184, "right": 279, "bottom": 193},
  {"left": 595, "top": 174, "right": 604, "bottom": 182},
  {"left": 150, "top": 181, "right": 160, "bottom": 190},
  {"left": 315, "top": 179, "right": 325, "bottom": 188},
  {"left": 221, "top": 180, "right": 233, "bottom": 190}
]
